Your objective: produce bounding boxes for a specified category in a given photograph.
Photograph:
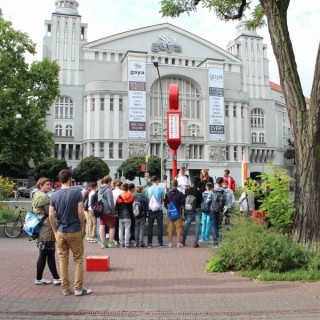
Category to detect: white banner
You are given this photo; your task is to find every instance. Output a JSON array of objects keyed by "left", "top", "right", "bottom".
[
  {"left": 208, "top": 68, "right": 225, "bottom": 141},
  {"left": 128, "top": 61, "right": 146, "bottom": 138}
]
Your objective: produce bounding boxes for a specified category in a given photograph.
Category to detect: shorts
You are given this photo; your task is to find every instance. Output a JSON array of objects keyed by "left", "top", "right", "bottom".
[
  {"left": 100, "top": 213, "right": 117, "bottom": 228},
  {"left": 167, "top": 217, "right": 183, "bottom": 235}
]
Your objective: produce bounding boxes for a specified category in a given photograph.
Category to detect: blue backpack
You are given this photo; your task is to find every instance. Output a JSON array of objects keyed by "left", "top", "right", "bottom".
[
  {"left": 167, "top": 194, "right": 180, "bottom": 221},
  {"left": 23, "top": 211, "right": 48, "bottom": 240},
  {"left": 201, "top": 191, "right": 212, "bottom": 213}
]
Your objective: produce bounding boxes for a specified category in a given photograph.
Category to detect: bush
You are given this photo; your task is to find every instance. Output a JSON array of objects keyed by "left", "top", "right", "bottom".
[
  {"left": 207, "top": 217, "right": 310, "bottom": 273},
  {"left": 0, "top": 204, "right": 17, "bottom": 223}
]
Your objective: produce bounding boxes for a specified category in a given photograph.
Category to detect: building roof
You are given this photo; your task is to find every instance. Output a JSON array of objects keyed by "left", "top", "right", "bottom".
[{"left": 269, "top": 81, "right": 310, "bottom": 104}]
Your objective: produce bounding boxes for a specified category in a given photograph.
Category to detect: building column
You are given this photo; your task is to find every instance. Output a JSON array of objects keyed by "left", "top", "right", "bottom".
[{"left": 228, "top": 102, "right": 235, "bottom": 144}]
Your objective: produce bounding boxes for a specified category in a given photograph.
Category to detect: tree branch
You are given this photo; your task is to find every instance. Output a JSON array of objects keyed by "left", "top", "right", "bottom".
[{"left": 220, "top": 0, "right": 247, "bottom": 20}]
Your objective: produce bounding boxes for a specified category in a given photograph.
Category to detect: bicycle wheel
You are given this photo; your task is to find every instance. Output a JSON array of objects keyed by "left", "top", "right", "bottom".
[{"left": 4, "top": 218, "right": 23, "bottom": 238}]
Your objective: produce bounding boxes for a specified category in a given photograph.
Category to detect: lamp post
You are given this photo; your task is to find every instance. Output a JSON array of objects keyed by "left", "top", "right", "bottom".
[{"left": 153, "top": 61, "right": 164, "bottom": 183}]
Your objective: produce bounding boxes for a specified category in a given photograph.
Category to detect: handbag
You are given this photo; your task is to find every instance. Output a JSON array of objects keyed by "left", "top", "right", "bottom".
[
  {"left": 93, "top": 200, "right": 104, "bottom": 218},
  {"left": 23, "top": 212, "right": 48, "bottom": 240}
]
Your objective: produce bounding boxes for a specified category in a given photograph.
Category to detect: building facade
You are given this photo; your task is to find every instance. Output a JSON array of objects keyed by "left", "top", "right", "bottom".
[{"left": 43, "top": 0, "right": 293, "bottom": 184}]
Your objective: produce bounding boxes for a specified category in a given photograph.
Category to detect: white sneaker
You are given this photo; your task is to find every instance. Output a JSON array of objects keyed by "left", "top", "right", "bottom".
[
  {"left": 35, "top": 278, "right": 52, "bottom": 285},
  {"left": 53, "top": 279, "right": 61, "bottom": 286},
  {"left": 168, "top": 242, "right": 173, "bottom": 248},
  {"left": 106, "top": 233, "right": 110, "bottom": 239},
  {"left": 74, "top": 288, "right": 92, "bottom": 296},
  {"left": 176, "top": 243, "right": 184, "bottom": 248},
  {"left": 198, "top": 239, "right": 204, "bottom": 243}
]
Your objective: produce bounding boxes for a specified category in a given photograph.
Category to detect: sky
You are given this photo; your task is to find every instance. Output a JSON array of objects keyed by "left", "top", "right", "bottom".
[{"left": 1, "top": 0, "right": 319, "bottom": 96}]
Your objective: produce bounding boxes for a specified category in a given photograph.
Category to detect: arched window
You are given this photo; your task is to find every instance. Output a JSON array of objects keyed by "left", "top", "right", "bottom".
[
  {"left": 65, "top": 125, "right": 73, "bottom": 137},
  {"left": 251, "top": 109, "right": 264, "bottom": 128},
  {"left": 150, "top": 122, "right": 162, "bottom": 136},
  {"left": 259, "top": 132, "right": 265, "bottom": 143},
  {"left": 188, "top": 124, "right": 200, "bottom": 137},
  {"left": 150, "top": 77, "right": 201, "bottom": 120},
  {"left": 55, "top": 124, "right": 62, "bottom": 137},
  {"left": 55, "top": 96, "right": 74, "bottom": 119},
  {"left": 251, "top": 132, "right": 257, "bottom": 143}
]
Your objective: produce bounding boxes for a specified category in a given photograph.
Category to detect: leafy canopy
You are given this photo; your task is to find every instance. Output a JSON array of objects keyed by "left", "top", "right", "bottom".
[
  {"left": 29, "top": 158, "right": 68, "bottom": 182},
  {"left": 72, "top": 156, "right": 110, "bottom": 182},
  {"left": 0, "top": 10, "right": 60, "bottom": 173}
]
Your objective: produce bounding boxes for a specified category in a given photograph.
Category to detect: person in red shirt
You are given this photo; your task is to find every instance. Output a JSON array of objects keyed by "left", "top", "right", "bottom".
[{"left": 223, "top": 169, "right": 236, "bottom": 192}]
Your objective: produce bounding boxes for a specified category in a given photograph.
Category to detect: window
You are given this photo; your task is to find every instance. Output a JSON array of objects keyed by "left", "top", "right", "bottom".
[
  {"left": 55, "top": 96, "right": 74, "bottom": 119},
  {"left": 99, "top": 142, "right": 104, "bottom": 158},
  {"left": 100, "top": 97, "right": 104, "bottom": 111},
  {"left": 91, "top": 98, "right": 95, "bottom": 111},
  {"left": 241, "top": 106, "right": 244, "bottom": 118},
  {"left": 118, "top": 143, "right": 123, "bottom": 158},
  {"left": 111, "top": 53, "right": 115, "bottom": 61},
  {"left": 110, "top": 96, "right": 114, "bottom": 111},
  {"left": 226, "top": 146, "right": 230, "bottom": 160},
  {"left": 109, "top": 142, "right": 114, "bottom": 158},
  {"left": 234, "top": 146, "right": 238, "bottom": 161},
  {"left": 151, "top": 122, "right": 162, "bottom": 136},
  {"left": 225, "top": 105, "right": 229, "bottom": 117},
  {"left": 259, "top": 133, "right": 265, "bottom": 143},
  {"left": 188, "top": 124, "right": 200, "bottom": 137},
  {"left": 95, "top": 52, "right": 99, "bottom": 60},
  {"left": 233, "top": 106, "right": 237, "bottom": 117},
  {"left": 91, "top": 143, "right": 95, "bottom": 156},
  {"left": 251, "top": 132, "right": 257, "bottom": 143},
  {"left": 119, "top": 97, "right": 123, "bottom": 111},
  {"left": 55, "top": 124, "right": 62, "bottom": 136},
  {"left": 68, "top": 145, "right": 73, "bottom": 160},
  {"left": 75, "top": 144, "right": 80, "bottom": 160},
  {"left": 65, "top": 125, "right": 73, "bottom": 137},
  {"left": 251, "top": 108, "right": 265, "bottom": 128},
  {"left": 165, "top": 57, "right": 168, "bottom": 64}
]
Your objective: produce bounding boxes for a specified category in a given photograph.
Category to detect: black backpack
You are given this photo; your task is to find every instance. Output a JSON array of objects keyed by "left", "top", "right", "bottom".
[
  {"left": 133, "top": 196, "right": 145, "bottom": 218},
  {"left": 211, "top": 189, "right": 226, "bottom": 213},
  {"left": 185, "top": 194, "right": 197, "bottom": 211},
  {"left": 90, "top": 190, "right": 99, "bottom": 208}
]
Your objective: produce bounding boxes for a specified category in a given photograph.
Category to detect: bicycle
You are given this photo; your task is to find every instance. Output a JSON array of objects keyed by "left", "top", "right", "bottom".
[{"left": 4, "top": 206, "right": 25, "bottom": 238}]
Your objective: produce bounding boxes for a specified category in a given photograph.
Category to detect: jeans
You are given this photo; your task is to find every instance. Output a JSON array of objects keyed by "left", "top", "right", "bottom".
[
  {"left": 147, "top": 210, "right": 163, "bottom": 246},
  {"left": 119, "top": 218, "right": 131, "bottom": 246},
  {"left": 96, "top": 217, "right": 101, "bottom": 242},
  {"left": 211, "top": 212, "right": 223, "bottom": 242},
  {"left": 135, "top": 217, "right": 146, "bottom": 246},
  {"left": 56, "top": 231, "right": 84, "bottom": 293},
  {"left": 201, "top": 212, "right": 211, "bottom": 241},
  {"left": 182, "top": 211, "right": 201, "bottom": 243}
]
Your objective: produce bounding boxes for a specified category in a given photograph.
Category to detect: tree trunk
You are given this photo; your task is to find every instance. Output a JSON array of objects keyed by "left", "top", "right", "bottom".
[{"left": 261, "top": 0, "right": 320, "bottom": 243}]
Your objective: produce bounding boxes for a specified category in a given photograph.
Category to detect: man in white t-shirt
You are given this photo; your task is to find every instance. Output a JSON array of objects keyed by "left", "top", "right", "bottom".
[{"left": 175, "top": 166, "right": 191, "bottom": 194}]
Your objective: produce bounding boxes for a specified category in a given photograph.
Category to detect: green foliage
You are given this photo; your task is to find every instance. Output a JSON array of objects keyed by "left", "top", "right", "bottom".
[
  {"left": 206, "top": 217, "right": 310, "bottom": 273},
  {"left": 29, "top": 158, "right": 68, "bottom": 182},
  {"left": 0, "top": 176, "right": 15, "bottom": 201},
  {"left": 117, "top": 156, "right": 160, "bottom": 181},
  {"left": 0, "top": 12, "right": 60, "bottom": 170},
  {"left": 72, "top": 156, "right": 110, "bottom": 182},
  {"left": 257, "top": 166, "right": 295, "bottom": 234},
  {"left": 0, "top": 204, "right": 17, "bottom": 223}
]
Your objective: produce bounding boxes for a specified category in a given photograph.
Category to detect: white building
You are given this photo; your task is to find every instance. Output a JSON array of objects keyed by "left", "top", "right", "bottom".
[{"left": 43, "top": 0, "right": 294, "bottom": 184}]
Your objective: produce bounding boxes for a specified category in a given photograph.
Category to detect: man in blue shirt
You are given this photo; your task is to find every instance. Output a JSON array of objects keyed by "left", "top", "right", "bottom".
[
  {"left": 49, "top": 169, "right": 92, "bottom": 296},
  {"left": 145, "top": 176, "right": 165, "bottom": 248}
]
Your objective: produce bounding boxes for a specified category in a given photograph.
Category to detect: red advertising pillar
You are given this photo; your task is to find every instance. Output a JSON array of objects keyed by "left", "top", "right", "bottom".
[{"left": 167, "top": 84, "right": 181, "bottom": 179}]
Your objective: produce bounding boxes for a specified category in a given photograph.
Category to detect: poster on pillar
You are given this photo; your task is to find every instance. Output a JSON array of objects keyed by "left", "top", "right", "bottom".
[
  {"left": 208, "top": 67, "right": 225, "bottom": 141},
  {"left": 128, "top": 60, "right": 146, "bottom": 138}
]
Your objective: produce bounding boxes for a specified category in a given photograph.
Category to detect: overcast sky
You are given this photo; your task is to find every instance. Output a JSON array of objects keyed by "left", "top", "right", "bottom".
[{"left": 2, "top": 0, "right": 319, "bottom": 96}]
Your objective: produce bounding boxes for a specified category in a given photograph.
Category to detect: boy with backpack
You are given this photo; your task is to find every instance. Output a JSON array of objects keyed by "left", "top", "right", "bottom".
[
  {"left": 133, "top": 185, "right": 148, "bottom": 247},
  {"left": 211, "top": 177, "right": 227, "bottom": 248},
  {"left": 200, "top": 182, "right": 213, "bottom": 243},
  {"left": 180, "top": 176, "right": 203, "bottom": 248}
]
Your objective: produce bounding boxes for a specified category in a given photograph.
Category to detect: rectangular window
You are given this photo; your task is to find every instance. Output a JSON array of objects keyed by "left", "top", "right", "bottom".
[
  {"left": 234, "top": 146, "right": 238, "bottom": 161},
  {"left": 119, "top": 97, "right": 123, "bottom": 111},
  {"left": 241, "top": 106, "right": 244, "bottom": 118},
  {"left": 75, "top": 144, "right": 80, "bottom": 160},
  {"left": 233, "top": 106, "right": 237, "bottom": 117},
  {"left": 68, "top": 145, "right": 73, "bottom": 160},
  {"left": 109, "top": 142, "right": 114, "bottom": 158},
  {"left": 226, "top": 146, "right": 230, "bottom": 160},
  {"left": 225, "top": 105, "right": 229, "bottom": 117},
  {"left": 119, "top": 143, "right": 123, "bottom": 158},
  {"left": 91, "top": 143, "right": 95, "bottom": 156},
  {"left": 100, "top": 97, "right": 104, "bottom": 111},
  {"left": 110, "top": 96, "right": 114, "bottom": 111},
  {"left": 99, "top": 142, "right": 104, "bottom": 158}
]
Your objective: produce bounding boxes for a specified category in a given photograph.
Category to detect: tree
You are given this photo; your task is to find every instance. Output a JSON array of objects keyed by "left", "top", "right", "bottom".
[
  {"left": 30, "top": 158, "right": 68, "bottom": 182},
  {"left": 160, "top": 0, "right": 320, "bottom": 244},
  {"left": 117, "top": 156, "right": 160, "bottom": 182},
  {"left": 72, "top": 156, "right": 110, "bottom": 182},
  {"left": 0, "top": 11, "right": 60, "bottom": 173}
]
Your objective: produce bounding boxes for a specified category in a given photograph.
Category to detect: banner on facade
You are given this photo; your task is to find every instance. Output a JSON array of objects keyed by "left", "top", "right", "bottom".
[
  {"left": 208, "top": 67, "right": 225, "bottom": 141},
  {"left": 128, "top": 61, "right": 146, "bottom": 138}
]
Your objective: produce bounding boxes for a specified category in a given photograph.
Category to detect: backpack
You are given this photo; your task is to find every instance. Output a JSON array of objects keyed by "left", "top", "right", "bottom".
[
  {"left": 166, "top": 194, "right": 180, "bottom": 221},
  {"left": 185, "top": 194, "right": 196, "bottom": 211},
  {"left": 201, "top": 192, "right": 212, "bottom": 213},
  {"left": 133, "top": 196, "right": 145, "bottom": 218},
  {"left": 93, "top": 200, "right": 103, "bottom": 218},
  {"left": 90, "top": 190, "right": 99, "bottom": 208},
  {"left": 211, "top": 189, "right": 226, "bottom": 213},
  {"left": 149, "top": 194, "right": 160, "bottom": 212},
  {"left": 23, "top": 211, "right": 48, "bottom": 240}
]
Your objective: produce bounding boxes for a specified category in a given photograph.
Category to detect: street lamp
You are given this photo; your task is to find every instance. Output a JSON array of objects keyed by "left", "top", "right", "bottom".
[{"left": 153, "top": 61, "right": 165, "bottom": 183}]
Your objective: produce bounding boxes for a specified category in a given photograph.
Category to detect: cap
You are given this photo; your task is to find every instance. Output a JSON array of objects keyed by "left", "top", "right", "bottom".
[
  {"left": 151, "top": 176, "right": 159, "bottom": 182},
  {"left": 216, "top": 177, "right": 224, "bottom": 184}
]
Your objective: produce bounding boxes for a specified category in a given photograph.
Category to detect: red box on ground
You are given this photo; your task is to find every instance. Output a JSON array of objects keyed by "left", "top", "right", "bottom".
[{"left": 86, "top": 255, "right": 110, "bottom": 272}]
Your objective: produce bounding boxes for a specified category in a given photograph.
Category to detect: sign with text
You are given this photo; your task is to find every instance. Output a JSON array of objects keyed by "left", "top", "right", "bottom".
[
  {"left": 128, "top": 61, "right": 146, "bottom": 138},
  {"left": 208, "top": 67, "right": 225, "bottom": 141},
  {"left": 166, "top": 109, "right": 181, "bottom": 150}
]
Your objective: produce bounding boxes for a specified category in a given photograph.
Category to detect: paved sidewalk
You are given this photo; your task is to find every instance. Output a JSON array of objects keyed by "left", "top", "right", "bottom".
[{"left": 1, "top": 237, "right": 320, "bottom": 320}]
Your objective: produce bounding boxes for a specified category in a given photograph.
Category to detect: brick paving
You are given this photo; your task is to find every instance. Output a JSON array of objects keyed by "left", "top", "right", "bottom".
[{"left": 1, "top": 236, "right": 320, "bottom": 320}]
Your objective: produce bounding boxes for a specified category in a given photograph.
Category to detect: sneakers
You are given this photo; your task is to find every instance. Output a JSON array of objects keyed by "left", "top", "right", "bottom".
[
  {"left": 192, "top": 243, "right": 199, "bottom": 248},
  {"left": 88, "top": 238, "right": 98, "bottom": 243},
  {"left": 213, "top": 241, "right": 219, "bottom": 248},
  {"left": 198, "top": 239, "right": 204, "bottom": 243},
  {"left": 100, "top": 242, "right": 108, "bottom": 249},
  {"left": 35, "top": 279, "right": 52, "bottom": 285},
  {"left": 180, "top": 241, "right": 186, "bottom": 246},
  {"left": 168, "top": 242, "right": 173, "bottom": 248},
  {"left": 53, "top": 279, "right": 61, "bottom": 286},
  {"left": 74, "top": 288, "right": 92, "bottom": 296},
  {"left": 147, "top": 244, "right": 152, "bottom": 248},
  {"left": 62, "top": 290, "right": 71, "bottom": 296},
  {"left": 108, "top": 242, "right": 117, "bottom": 248},
  {"left": 176, "top": 243, "right": 184, "bottom": 248},
  {"left": 158, "top": 244, "right": 166, "bottom": 248}
]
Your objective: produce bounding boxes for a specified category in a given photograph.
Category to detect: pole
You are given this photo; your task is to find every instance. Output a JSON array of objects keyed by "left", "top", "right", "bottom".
[
  {"left": 172, "top": 149, "right": 177, "bottom": 179},
  {"left": 153, "top": 62, "right": 164, "bottom": 183}
]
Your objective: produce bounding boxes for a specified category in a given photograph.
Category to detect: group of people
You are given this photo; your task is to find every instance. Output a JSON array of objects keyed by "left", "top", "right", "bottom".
[{"left": 30, "top": 167, "right": 237, "bottom": 297}]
